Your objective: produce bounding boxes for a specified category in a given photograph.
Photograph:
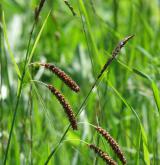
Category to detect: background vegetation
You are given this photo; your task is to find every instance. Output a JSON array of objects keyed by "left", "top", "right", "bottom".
[{"left": 0, "top": 0, "right": 160, "bottom": 164}]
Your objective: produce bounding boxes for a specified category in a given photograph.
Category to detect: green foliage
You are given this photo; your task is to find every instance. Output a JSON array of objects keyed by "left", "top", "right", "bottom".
[{"left": 0, "top": 0, "right": 160, "bottom": 164}]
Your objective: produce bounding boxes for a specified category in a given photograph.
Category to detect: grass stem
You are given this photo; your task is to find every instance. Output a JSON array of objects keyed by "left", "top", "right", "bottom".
[
  {"left": 3, "top": 22, "right": 36, "bottom": 165},
  {"left": 44, "top": 35, "right": 133, "bottom": 164}
]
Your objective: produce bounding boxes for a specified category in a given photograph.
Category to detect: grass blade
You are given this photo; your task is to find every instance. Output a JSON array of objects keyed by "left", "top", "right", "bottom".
[
  {"left": 2, "top": 11, "right": 21, "bottom": 78},
  {"left": 118, "top": 60, "right": 160, "bottom": 114},
  {"left": 108, "top": 80, "right": 150, "bottom": 165},
  {"left": 140, "top": 125, "right": 150, "bottom": 165},
  {"left": 151, "top": 81, "right": 160, "bottom": 113},
  {"left": 132, "top": 68, "right": 150, "bottom": 80},
  {"left": 27, "top": 9, "right": 52, "bottom": 65}
]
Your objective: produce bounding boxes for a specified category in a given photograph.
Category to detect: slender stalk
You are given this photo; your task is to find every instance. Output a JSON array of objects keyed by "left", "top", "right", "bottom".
[
  {"left": 45, "top": 35, "right": 134, "bottom": 164},
  {"left": 63, "top": 139, "right": 89, "bottom": 145},
  {"left": 44, "top": 126, "right": 70, "bottom": 165},
  {"left": 31, "top": 79, "right": 56, "bottom": 130},
  {"left": 78, "top": 1, "right": 102, "bottom": 125},
  {"left": 29, "top": 67, "right": 33, "bottom": 165},
  {"left": 4, "top": 0, "right": 48, "bottom": 161},
  {"left": 29, "top": 53, "right": 34, "bottom": 165},
  {"left": 0, "top": 4, "right": 3, "bottom": 158},
  {"left": 78, "top": 5, "right": 102, "bottom": 164},
  {"left": 29, "top": 86, "right": 33, "bottom": 165},
  {"left": 64, "top": 0, "right": 76, "bottom": 16},
  {"left": 78, "top": 122, "right": 96, "bottom": 128},
  {"left": 31, "top": 79, "right": 47, "bottom": 87},
  {"left": 45, "top": 81, "right": 99, "bottom": 164},
  {"left": 113, "top": 0, "right": 118, "bottom": 30},
  {"left": 0, "top": 4, "right": 2, "bottom": 115},
  {"left": 3, "top": 21, "right": 36, "bottom": 165}
]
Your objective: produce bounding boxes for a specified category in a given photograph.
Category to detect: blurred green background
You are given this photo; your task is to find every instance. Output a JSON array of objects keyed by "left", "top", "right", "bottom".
[{"left": 0, "top": 0, "right": 160, "bottom": 164}]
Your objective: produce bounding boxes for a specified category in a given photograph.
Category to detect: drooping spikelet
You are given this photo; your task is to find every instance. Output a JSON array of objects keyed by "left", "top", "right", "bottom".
[
  {"left": 47, "top": 84, "right": 77, "bottom": 130},
  {"left": 96, "top": 127, "right": 126, "bottom": 164},
  {"left": 97, "top": 35, "right": 134, "bottom": 79},
  {"left": 89, "top": 144, "right": 117, "bottom": 165},
  {"left": 41, "top": 63, "right": 80, "bottom": 93},
  {"left": 35, "top": 0, "right": 46, "bottom": 21},
  {"left": 64, "top": 0, "right": 76, "bottom": 16},
  {"left": 112, "top": 35, "right": 134, "bottom": 58}
]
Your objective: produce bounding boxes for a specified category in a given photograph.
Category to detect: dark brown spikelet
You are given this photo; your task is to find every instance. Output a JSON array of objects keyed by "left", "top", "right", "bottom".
[
  {"left": 41, "top": 63, "right": 80, "bottom": 92},
  {"left": 47, "top": 84, "right": 77, "bottom": 130},
  {"left": 64, "top": 0, "right": 76, "bottom": 16},
  {"left": 97, "top": 35, "right": 134, "bottom": 79},
  {"left": 89, "top": 144, "right": 117, "bottom": 165},
  {"left": 96, "top": 127, "right": 126, "bottom": 164},
  {"left": 112, "top": 35, "right": 134, "bottom": 58},
  {"left": 35, "top": 0, "right": 46, "bottom": 21}
]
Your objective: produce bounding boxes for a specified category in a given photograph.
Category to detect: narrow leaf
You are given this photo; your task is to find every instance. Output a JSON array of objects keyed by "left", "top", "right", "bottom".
[
  {"left": 141, "top": 125, "right": 150, "bottom": 165},
  {"left": 132, "top": 68, "right": 150, "bottom": 80},
  {"left": 108, "top": 81, "right": 150, "bottom": 165},
  {"left": 27, "top": 9, "right": 51, "bottom": 65},
  {"left": 151, "top": 81, "right": 160, "bottom": 113},
  {"left": 2, "top": 11, "right": 21, "bottom": 78}
]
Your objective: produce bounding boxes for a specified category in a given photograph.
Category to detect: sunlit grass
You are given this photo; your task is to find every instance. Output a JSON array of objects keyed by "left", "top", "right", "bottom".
[{"left": 0, "top": 0, "right": 160, "bottom": 164}]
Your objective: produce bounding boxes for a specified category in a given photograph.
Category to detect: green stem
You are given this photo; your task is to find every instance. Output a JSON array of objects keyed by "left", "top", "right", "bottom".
[
  {"left": 113, "top": 0, "right": 118, "bottom": 30},
  {"left": 29, "top": 86, "right": 33, "bottom": 165},
  {"left": 3, "top": 22, "right": 36, "bottom": 165},
  {"left": 44, "top": 35, "right": 134, "bottom": 164},
  {"left": 31, "top": 79, "right": 47, "bottom": 87},
  {"left": 0, "top": 4, "right": 2, "bottom": 115},
  {"left": 0, "top": 4, "right": 3, "bottom": 158},
  {"left": 63, "top": 139, "right": 89, "bottom": 145},
  {"left": 44, "top": 65, "right": 107, "bottom": 165},
  {"left": 4, "top": 0, "right": 48, "bottom": 163},
  {"left": 44, "top": 126, "right": 70, "bottom": 165}
]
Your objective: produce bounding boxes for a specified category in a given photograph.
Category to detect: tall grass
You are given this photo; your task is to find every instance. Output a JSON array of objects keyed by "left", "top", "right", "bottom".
[{"left": 0, "top": 0, "right": 160, "bottom": 164}]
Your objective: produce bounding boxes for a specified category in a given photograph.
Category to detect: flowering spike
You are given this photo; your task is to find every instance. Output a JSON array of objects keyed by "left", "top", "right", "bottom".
[
  {"left": 48, "top": 84, "right": 77, "bottom": 130},
  {"left": 41, "top": 63, "right": 80, "bottom": 93},
  {"left": 96, "top": 127, "right": 126, "bottom": 164},
  {"left": 89, "top": 144, "right": 117, "bottom": 165}
]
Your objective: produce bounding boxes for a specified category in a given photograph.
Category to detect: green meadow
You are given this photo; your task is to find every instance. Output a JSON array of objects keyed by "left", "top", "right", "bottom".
[{"left": 0, "top": 0, "right": 160, "bottom": 164}]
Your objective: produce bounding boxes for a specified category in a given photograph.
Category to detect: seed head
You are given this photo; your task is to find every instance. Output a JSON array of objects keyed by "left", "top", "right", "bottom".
[
  {"left": 112, "top": 35, "right": 134, "bottom": 58},
  {"left": 97, "top": 35, "right": 134, "bottom": 79},
  {"left": 89, "top": 144, "right": 117, "bottom": 165},
  {"left": 96, "top": 127, "right": 126, "bottom": 164},
  {"left": 48, "top": 84, "right": 77, "bottom": 130},
  {"left": 41, "top": 63, "right": 80, "bottom": 93}
]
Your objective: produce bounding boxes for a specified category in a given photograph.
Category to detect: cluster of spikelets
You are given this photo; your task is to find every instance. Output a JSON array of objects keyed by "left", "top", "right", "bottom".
[
  {"left": 31, "top": 35, "right": 133, "bottom": 163},
  {"left": 32, "top": 62, "right": 80, "bottom": 130},
  {"left": 88, "top": 126, "right": 126, "bottom": 165},
  {"left": 87, "top": 36, "right": 134, "bottom": 165}
]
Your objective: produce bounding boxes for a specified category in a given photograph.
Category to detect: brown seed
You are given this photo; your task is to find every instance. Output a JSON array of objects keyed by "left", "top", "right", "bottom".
[
  {"left": 89, "top": 144, "right": 117, "bottom": 165},
  {"left": 96, "top": 127, "right": 126, "bottom": 164},
  {"left": 41, "top": 63, "right": 80, "bottom": 93},
  {"left": 47, "top": 84, "right": 77, "bottom": 130}
]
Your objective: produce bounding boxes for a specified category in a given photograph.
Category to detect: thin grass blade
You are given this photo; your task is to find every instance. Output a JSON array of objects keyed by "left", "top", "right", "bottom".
[
  {"left": 2, "top": 11, "right": 21, "bottom": 78},
  {"left": 108, "top": 81, "right": 150, "bottom": 164},
  {"left": 151, "top": 81, "right": 160, "bottom": 113},
  {"left": 27, "top": 9, "right": 51, "bottom": 65}
]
